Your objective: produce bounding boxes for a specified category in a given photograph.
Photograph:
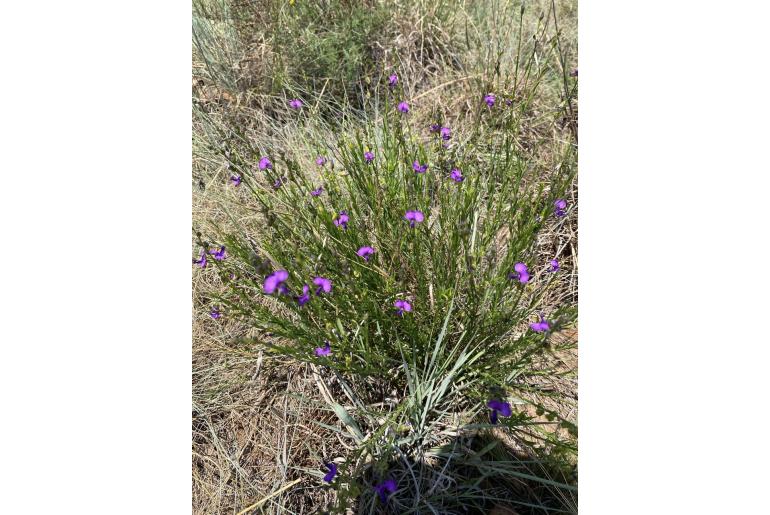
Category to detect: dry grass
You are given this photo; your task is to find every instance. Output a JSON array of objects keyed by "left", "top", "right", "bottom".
[
  {"left": 191, "top": 338, "right": 341, "bottom": 512},
  {"left": 192, "top": 252, "right": 348, "bottom": 513}
]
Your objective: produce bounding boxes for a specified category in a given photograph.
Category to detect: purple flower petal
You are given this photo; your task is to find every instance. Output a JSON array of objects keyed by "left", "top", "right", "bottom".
[
  {"left": 364, "top": 151, "right": 374, "bottom": 163},
  {"left": 529, "top": 314, "right": 551, "bottom": 333},
  {"left": 210, "top": 308, "right": 221, "bottom": 319},
  {"left": 487, "top": 398, "right": 512, "bottom": 423},
  {"left": 554, "top": 199, "right": 567, "bottom": 217},
  {"left": 388, "top": 74, "right": 398, "bottom": 87},
  {"left": 510, "top": 262, "right": 530, "bottom": 284},
  {"left": 404, "top": 210, "right": 425, "bottom": 228},
  {"left": 412, "top": 160, "right": 428, "bottom": 173},
  {"left": 209, "top": 246, "right": 227, "bottom": 261},
  {"left": 397, "top": 101, "right": 409, "bottom": 113},
  {"left": 263, "top": 270, "right": 289, "bottom": 294},
  {"left": 484, "top": 93, "right": 496, "bottom": 107},
  {"left": 549, "top": 259, "right": 559, "bottom": 272},
  {"left": 316, "top": 156, "right": 327, "bottom": 166},
  {"left": 394, "top": 299, "right": 412, "bottom": 316},
  {"left": 289, "top": 98, "right": 303, "bottom": 109},
  {"left": 449, "top": 168, "right": 464, "bottom": 182},
  {"left": 315, "top": 341, "right": 331, "bottom": 357},
  {"left": 440, "top": 126, "right": 451, "bottom": 140},
  {"left": 357, "top": 246, "right": 375, "bottom": 261},
  {"left": 333, "top": 211, "right": 349, "bottom": 229},
  {"left": 487, "top": 399, "right": 504, "bottom": 412},
  {"left": 230, "top": 175, "right": 242, "bottom": 186},
  {"left": 323, "top": 462, "right": 337, "bottom": 482},
  {"left": 193, "top": 250, "right": 208, "bottom": 268},
  {"left": 374, "top": 478, "right": 397, "bottom": 503},
  {"left": 310, "top": 186, "right": 324, "bottom": 197},
  {"left": 258, "top": 156, "right": 272, "bottom": 170},
  {"left": 297, "top": 284, "right": 311, "bottom": 306},
  {"left": 313, "top": 276, "right": 332, "bottom": 295}
]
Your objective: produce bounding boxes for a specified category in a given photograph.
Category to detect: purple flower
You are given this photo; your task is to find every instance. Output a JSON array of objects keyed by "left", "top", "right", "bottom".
[
  {"left": 397, "top": 101, "right": 409, "bottom": 113},
  {"left": 508, "top": 262, "right": 530, "bottom": 284},
  {"left": 258, "top": 156, "right": 272, "bottom": 170},
  {"left": 316, "top": 156, "right": 327, "bottom": 166},
  {"left": 388, "top": 74, "right": 398, "bottom": 87},
  {"left": 210, "top": 308, "right": 222, "bottom": 320},
  {"left": 484, "top": 93, "right": 496, "bottom": 107},
  {"left": 315, "top": 341, "right": 332, "bottom": 358},
  {"left": 193, "top": 250, "right": 207, "bottom": 268},
  {"left": 273, "top": 176, "right": 286, "bottom": 189},
  {"left": 310, "top": 186, "right": 324, "bottom": 197},
  {"left": 394, "top": 299, "right": 412, "bottom": 316},
  {"left": 364, "top": 151, "right": 374, "bottom": 163},
  {"left": 230, "top": 175, "right": 242, "bottom": 186},
  {"left": 373, "top": 478, "right": 397, "bottom": 503},
  {"left": 504, "top": 98, "right": 513, "bottom": 107},
  {"left": 322, "top": 461, "right": 337, "bottom": 482},
  {"left": 296, "top": 284, "right": 311, "bottom": 306},
  {"left": 263, "top": 270, "right": 289, "bottom": 295},
  {"left": 549, "top": 259, "right": 559, "bottom": 272},
  {"left": 289, "top": 98, "right": 303, "bottom": 109},
  {"left": 529, "top": 314, "right": 551, "bottom": 333},
  {"left": 487, "top": 399, "right": 512, "bottom": 425},
  {"left": 429, "top": 123, "right": 441, "bottom": 133},
  {"left": 570, "top": 68, "right": 578, "bottom": 77},
  {"left": 356, "top": 246, "right": 375, "bottom": 261},
  {"left": 449, "top": 168, "right": 464, "bottom": 182},
  {"left": 412, "top": 160, "right": 428, "bottom": 173},
  {"left": 209, "top": 246, "right": 227, "bottom": 261},
  {"left": 404, "top": 210, "right": 424, "bottom": 228},
  {"left": 440, "top": 126, "right": 451, "bottom": 140},
  {"left": 554, "top": 199, "right": 567, "bottom": 217},
  {"left": 333, "top": 211, "right": 349, "bottom": 229},
  {"left": 313, "top": 276, "right": 332, "bottom": 295}
]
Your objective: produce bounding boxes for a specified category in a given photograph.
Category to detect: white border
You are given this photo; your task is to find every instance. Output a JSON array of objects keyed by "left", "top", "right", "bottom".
[
  {"left": 0, "top": 1, "right": 190, "bottom": 512},
  {"left": 581, "top": 1, "right": 770, "bottom": 513}
]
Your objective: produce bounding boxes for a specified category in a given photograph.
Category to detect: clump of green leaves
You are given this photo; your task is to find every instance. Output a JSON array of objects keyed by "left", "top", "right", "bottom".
[
  {"left": 201, "top": 87, "right": 575, "bottom": 511},
  {"left": 263, "top": 0, "right": 390, "bottom": 101}
]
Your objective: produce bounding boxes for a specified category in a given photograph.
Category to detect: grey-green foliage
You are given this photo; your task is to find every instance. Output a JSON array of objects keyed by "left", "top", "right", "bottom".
[{"left": 193, "top": 0, "right": 244, "bottom": 91}]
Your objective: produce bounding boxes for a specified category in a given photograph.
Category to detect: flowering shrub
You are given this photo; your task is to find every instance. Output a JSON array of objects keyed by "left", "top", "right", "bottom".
[
  {"left": 193, "top": 0, "right": 577, "bottom": 510},
  {"left": 195, "top": 81, "right": 576, "bottom": 510}
]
